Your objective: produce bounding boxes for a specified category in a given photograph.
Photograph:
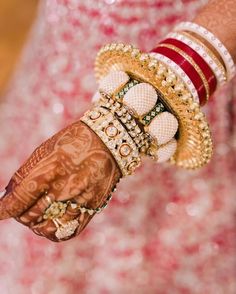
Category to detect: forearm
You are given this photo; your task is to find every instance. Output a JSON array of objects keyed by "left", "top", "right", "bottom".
[{"left": 194, "top": 0, "right": 236, "bottom": 62}]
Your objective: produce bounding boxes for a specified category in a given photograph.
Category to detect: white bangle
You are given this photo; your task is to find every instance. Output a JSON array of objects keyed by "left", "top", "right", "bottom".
[
  {"left": 149, "top": 52, "right": 199, "bottom": 103},
  {"left": 174, "top": 21, "right": 236, "bottom": 81},
  {"left": 166, "top": 32, "right": 226, "bottom": 87}
]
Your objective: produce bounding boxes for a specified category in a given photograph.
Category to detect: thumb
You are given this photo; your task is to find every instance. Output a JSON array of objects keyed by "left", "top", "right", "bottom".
[{"left": 0, "top": 179, "right": 18, "bottom": 220}]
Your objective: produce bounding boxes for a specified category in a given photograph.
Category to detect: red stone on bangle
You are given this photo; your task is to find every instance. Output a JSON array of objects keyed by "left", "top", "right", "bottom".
[
  {"left": 152, "top": 45, "right": 207, "bottom": 105},
  {"left": 159, "top": 38, "right": 217, "bottom": 96}
]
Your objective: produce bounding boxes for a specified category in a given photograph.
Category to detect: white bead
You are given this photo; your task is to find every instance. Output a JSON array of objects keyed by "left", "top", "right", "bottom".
[
  {"left": 123, "top": 83, "right": 157, "bottom": 116},
  {"left": 99, "top": 70, "right": 129, "bottom": 95},
  {"left": 156, "top": 139, "right": 177, "bottom": 162},
  {"left": 148, "top": 112, "right": 178, "bottom": 145}
]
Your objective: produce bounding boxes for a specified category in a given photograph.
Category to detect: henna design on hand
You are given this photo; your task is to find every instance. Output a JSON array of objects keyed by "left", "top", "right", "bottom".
[{"left": 0, "top": 121, "right": 121, "bottom": 241}]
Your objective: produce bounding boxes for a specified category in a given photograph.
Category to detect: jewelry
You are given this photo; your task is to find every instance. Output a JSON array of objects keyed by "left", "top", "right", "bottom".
[
  {"left": 43, "top": 200, "right": 71, "bottom": 220},
  {"left": 114, "top": 79, "right": 140, "bottom": 101},
  {"left": 149, "top": 52, "right": 199, "bottom": 102},
  {"left": 98, "top": 95, "right": 151, "bottom": 153},
  {"left": 167, "top": 31, "right": 227, "bottom": 85},
  {"left": 141, "top": 101, "right": 165, "bottom": 125},
  {"left": 154, "top": 43, "right": 210, "bottom": 104},
  {"left": 159, "top": 38, "right": 217, "bottom": 97},
  {"left": 53, "top": 218, "right": 80, "bottom": 240},
  {"left": 174, "top": 22, "right": 236, "bottom": 80},
  {"left": 81, "top": 106, "right": 141, "bottom": 176},
  {"left": 95, "top": 43, "right": 213, "bottom": 169},
  {"left": 79, "top": 193, "right": 113, "bottom": 215}
]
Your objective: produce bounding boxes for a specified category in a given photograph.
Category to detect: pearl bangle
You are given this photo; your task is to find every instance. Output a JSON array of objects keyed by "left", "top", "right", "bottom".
[{"left": 174, "top": 22, "right": 236, "bottom": 81}]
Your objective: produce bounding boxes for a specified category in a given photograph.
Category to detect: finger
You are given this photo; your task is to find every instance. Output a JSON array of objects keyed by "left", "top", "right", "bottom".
[
  {"left": 0, "top": 173, "right": 50, "bottom": 220},
  {"left": 31, "top": 205, "right": 85, "bottom": 242},
  {"left": 15, "top": 192, "right": 55, "bottom": 227}
]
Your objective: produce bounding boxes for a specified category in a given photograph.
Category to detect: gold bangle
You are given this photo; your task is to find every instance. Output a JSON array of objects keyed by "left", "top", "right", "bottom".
[
  {"left": 95, "top": 43, "right": 213, "bottom": 169},
  {"left": 81, "top": 106, "right": 141, "bottom": 176},
  {"left": 156, "top": 43, "right": 210, "bottom": 102}
]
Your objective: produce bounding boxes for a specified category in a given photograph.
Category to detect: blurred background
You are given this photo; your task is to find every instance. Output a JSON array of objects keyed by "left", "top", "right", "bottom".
[{"left": 0, "top": 1, "right": 235, "bottom": 293}]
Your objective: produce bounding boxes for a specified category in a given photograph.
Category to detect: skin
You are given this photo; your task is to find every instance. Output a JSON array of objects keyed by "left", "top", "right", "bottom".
[
  {"left": 0, "top": 0, "right": 236, "bottom": 241},
  {"left": 0, "top": 121, "right": 121, "bottom": 241},
  {"left": 194, "top": 0, "right": 236, "bottom": 63}
]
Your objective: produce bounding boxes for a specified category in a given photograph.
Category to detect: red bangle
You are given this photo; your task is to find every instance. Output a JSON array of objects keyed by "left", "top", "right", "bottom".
[
  {"left": 159, "top": 38, "right": 217, "bottom": 96},
  {"left": 152, "top": 45, "right": 207, "bottom": 105}
]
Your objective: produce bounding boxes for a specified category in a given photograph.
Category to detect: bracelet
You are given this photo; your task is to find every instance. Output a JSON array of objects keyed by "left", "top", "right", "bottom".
[
  {"left": 153, "top": 43, "right": 210, "bottom": 105},
  {"left": 98, "top": 95, "right": 152, "bottom": 153},
  {"left": 149, "top": 52, "right": 199, "bottom": 102},
  {"left": 81, "top": 105, "right": 141, "bottom": 176},
  {"left": 159, "top": 38, "right": 217, "bottom": 97},
  {"left": 174, "top": 22, "right": 236, "bottom": 80},
  {"left": 95, "top": 43, "right": 213, "bottom": 169},
  {"left": 167, "top": 31, "right": 227, "bottom": 86},
  {"left": 97, "top": 74, "right": 178, "bottom": 159}
]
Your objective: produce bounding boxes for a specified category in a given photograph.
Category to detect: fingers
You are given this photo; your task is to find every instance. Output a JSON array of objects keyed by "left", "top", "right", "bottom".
[
  {"left": 30, "top": 205, "right": 87, "bottom": 242},
  {"left": 0, "top": 173, "right": 50, "bottom": 220}
]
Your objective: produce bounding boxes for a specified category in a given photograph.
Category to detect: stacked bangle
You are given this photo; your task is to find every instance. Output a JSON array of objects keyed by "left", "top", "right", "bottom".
[
  {"left": 149, "top": 52, "right": 199, "bottom": 102},
  {"left": 152, "top": 43, "right": 210, "bottom": 105},
  {"left": 81, "top": 106, "right": 141, "bottom": 176},
  {"left": 88, "top": 23, "right": 235, "bottom": 170},
  {"left": 95, "top": 43, "right": 213, "bottom": 169},
  {"left": 174, "top": 22, "right": 236, "bottom": 80},
  {"left": 167, "top": 32, "right": 227, "bottom": 86}
]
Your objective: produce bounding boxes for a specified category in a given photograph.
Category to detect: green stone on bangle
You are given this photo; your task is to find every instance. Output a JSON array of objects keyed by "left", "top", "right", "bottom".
[{"left": 141, "top": 101, "right": 165, "bottom": 125}]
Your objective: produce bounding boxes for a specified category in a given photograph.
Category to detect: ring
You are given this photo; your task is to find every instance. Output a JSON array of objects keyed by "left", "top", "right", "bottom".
[{"left": 53, "top": 218, "right": 80, "bottom": 240}]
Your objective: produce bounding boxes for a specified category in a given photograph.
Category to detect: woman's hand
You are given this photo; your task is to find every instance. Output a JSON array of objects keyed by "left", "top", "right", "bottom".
[{"left": 0, "top": 121, "right": 121, "bottom": 241}]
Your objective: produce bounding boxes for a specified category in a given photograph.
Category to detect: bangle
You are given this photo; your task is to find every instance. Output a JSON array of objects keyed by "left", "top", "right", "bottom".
[
  {"left": 97, "top": 74, "right": 178, "bottom": 159},
  {"left": 153, "top": 43, "right": 210, "bottom": 105},
  {"left": 81, "top": 105, "right": 141, "bottom": 176},
  {"left": 149, "top": 52, "right": 199, "bottom": 102},
  {"left": 98, "top": 94, "right": 152, "bottom": 154},
  {"left": 167, "top": 31, "right": 227, "bottom": 86},
  {"left": 174, "top": 22, "right": 236, "bottom": 80},
  {"left": 95, "top": 43, "right": 213, "bottom": 169},
  {"left": 159, "top": 38, "right": 217, "bottom": 97}
]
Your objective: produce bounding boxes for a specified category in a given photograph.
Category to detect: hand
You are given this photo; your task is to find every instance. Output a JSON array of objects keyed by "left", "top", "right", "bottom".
[{"left": 0, "top": 121, "right": 121, "bottom": 241}]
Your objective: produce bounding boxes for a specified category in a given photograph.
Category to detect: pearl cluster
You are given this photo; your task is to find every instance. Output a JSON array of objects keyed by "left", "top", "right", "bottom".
[
  {"left": 97, "top": 71, "right": 179, "bottom": 163},
  {"left": 99, "top": 70, "right": 130, "bottom": 96},
  {"left": 123, "top": 83, "right": 157, "bottom": 116}
]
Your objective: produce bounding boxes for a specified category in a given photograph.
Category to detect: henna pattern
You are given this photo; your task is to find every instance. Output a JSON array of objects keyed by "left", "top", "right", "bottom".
[{"left": 0, "top": 121, "right": 121, "bottom": 241}]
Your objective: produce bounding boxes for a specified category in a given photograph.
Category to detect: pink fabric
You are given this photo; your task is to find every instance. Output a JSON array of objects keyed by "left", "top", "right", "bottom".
[{"left": 0, "top": 0, "right": 236, "bottom": 293}]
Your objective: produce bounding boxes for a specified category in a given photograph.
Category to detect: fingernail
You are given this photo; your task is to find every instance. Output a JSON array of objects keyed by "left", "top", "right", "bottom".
[{"left": 0, "top": 189, "right": 6, "bottom": 198}]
